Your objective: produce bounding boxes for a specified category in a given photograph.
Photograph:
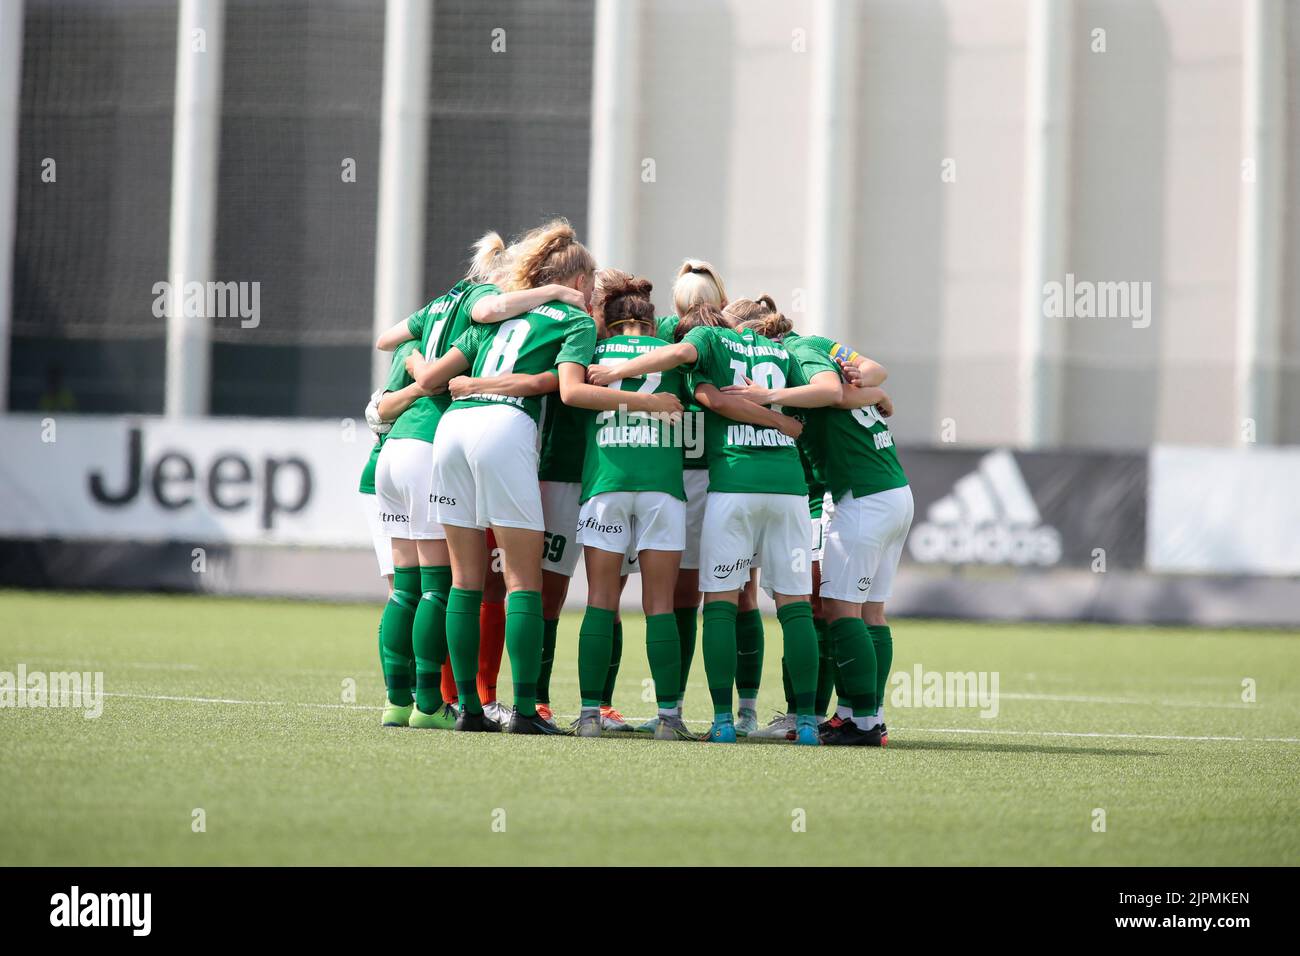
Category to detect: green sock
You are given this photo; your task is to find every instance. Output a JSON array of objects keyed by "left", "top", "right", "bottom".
[
  {"left": 380, "top": 566, "right": 420, "bottom": 706},
  {"left": 412, "top": 565, "right": 451, "bottom": 714},
  {"left": 814, "top": 616, "right": 834, "bottom": 716},
  {"left": 701, "top": 601, "right": 738, "bottom": 716},
  {"left": 537, "top": 617, "right": 559, "bottom": 705},
  {"left": 674, "top": 605, "right": 697, "bottom": 704},
  {"left": 781, "top": 656, "right": 796, "bottom": 713},
  {"left": 645, "top": 613, "right": 681, "bottom": 710},
  {"left": 869, "top": 624, "right": 893, "bottom": 713},
  {"left": 506, "top": 590, "right": 544, "bottom": 717},
  {"left": 829, "top": 617, "right": 877, "bottom": 716},
  {"left": 578, "top": 606, "right": 616, "bottom": 708},
  {"left": 602, "top": 618, "right": 623, "bottom": 706},
  {"left": 777, "top": 601, "right": 819, "bottom": 716},
  {"left": 735, "top": 608, "right": 764, "bottom": 699},
  {"left": 446, "top": 586, "right": 483, "bottom": 714}
]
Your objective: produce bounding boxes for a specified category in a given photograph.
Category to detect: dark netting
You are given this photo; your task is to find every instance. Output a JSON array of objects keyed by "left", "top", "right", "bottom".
[
  {"left": 9, "top": 0, "right": 175, "bottom": 412},
  {"left": 421, "top": 0, "right": 594, "bottom": 293},
  {"left": 209, "top": 0, "right": 384, "bottom": 415}
]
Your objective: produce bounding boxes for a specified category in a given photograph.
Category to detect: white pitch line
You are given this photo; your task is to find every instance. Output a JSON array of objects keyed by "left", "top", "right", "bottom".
[
  {"left": 71, "top": 691, "right": 1300, "bottom": 745},
  {"left": 999, "top": 691, "right": 1253, "bottom": 710}
]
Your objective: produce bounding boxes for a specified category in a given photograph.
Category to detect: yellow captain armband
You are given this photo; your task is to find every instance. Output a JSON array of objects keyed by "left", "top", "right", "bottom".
[{"left": 829, "top": 342, "right": 862, "bottom": 366}]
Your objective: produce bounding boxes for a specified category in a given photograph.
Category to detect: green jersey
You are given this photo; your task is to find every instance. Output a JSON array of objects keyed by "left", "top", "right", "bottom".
[
  {"left": 682, "top": 325, "right": 808, "bottom": 495},
  {"left": 580, "top": 334, "right": 688, "bottom": 502},
  {"left": 654, "top": 315, "right": 707, "bottom": 471},
  {"left": 447, "top": 299, "right": 596, "bottom": 425},
  {"left": 539, "top": 397, "right": 588, "bottom": 483},
  {"left": 387, "top": 281, "right": 497, "bottom": 442},
  {"left": 787, "top": 333, "right": 908, "bottom": 501},
  {"left": 358, "top": 437, "right": 384, "bottom": 495}
]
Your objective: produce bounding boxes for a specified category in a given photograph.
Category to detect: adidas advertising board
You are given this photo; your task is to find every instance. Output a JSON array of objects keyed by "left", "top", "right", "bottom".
[{"left": 901, "top": 448, "right": 1147, "bottom": 570}]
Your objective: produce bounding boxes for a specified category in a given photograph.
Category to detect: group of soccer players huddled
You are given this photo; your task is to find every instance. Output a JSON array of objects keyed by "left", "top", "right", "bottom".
[{"left": 358, "top": 218, "right": 912, "bottom": 746}]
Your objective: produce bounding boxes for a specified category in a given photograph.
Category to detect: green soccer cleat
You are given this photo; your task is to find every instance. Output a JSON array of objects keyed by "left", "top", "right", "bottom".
[
  {"left": 381, "top": 700, "right": 413, "bottom": 727},
  {"left": 409, "top": 702, "right": 458, "bottom": 730},
  {"left": 734, "top": 707, "right": 760, "bottom": 737}
]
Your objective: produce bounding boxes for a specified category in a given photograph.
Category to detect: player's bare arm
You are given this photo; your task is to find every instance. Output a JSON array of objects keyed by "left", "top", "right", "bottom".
[
  {"left": 837, "top": 383, "right": 893, "bottom": 416},
  {"left": 376, "top": 381, "right": 428, "bottom": 422},
  {"left": 694, "top": 383, "right": 802, "bottom": 439},
  {"left": 407, "top": 347, "right": 470, "bottom": 392},
  {"left": 722, "top": 369, "right": 843, "bottom": 408},
  {"left": 560, "top": 362, "right": 682, "bottom": 416},
  {"left": 375, "top": 319, "right": 416, "bottom": 352},
  {"left": 447, "top": 371, "right": 558, "bottom": 400},
  {"left": 471, "top": 284, "right": 586, "bottom": 323},
  {"left": 586, "top": 341, "right": 697, "bottom": 386}
]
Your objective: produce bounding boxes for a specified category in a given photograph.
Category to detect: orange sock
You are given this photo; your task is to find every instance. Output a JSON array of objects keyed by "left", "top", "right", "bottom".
[
  {"left": 477, "top": 600, "right": 506, "bottom": 704},
  {"left": 440, "top": 659, "right": 457, "bottom": 705}
]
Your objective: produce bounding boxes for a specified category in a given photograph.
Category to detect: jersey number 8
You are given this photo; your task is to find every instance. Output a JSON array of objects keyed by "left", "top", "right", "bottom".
[{"left": 481, "top": 318, "right": 529, "bottom": 376}]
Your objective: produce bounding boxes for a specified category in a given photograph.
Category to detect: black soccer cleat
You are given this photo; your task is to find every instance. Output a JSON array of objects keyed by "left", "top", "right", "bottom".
[
  {"left": 821, "top": 720, "right": 885, "bottom": 747},
  {"left": 454, "top": 709, "right": 501, "bottom": 733},
  {"left": 509, "top": 710, "right": 568, "bottom": 735}
]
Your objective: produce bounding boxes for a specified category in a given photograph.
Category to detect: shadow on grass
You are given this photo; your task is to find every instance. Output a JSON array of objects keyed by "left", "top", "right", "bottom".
[{"left": 584, "top": 731, "right": 1163, "bottom": 758}]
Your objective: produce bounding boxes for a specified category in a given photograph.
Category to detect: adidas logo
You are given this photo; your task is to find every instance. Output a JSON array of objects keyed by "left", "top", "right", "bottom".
[{"left": 908, "top": 449, "right": 1062, "bottom": 566}]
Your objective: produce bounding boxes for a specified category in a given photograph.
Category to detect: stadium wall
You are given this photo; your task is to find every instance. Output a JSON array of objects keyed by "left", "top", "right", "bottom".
[{"left": 1, "top": 413, "right": 1297, "bottom": 628}]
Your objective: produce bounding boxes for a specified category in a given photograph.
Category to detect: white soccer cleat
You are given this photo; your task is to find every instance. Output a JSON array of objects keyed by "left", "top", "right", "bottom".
[
  {"left": 483, "top": 700, "right": 513, "bottom": 727},
  {"left": 749, "top": 713, "right": 797, "bottom": 740}
]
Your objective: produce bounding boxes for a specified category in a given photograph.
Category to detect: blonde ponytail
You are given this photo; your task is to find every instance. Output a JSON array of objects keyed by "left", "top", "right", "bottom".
[
  {"left": 466, "top": 231, "right": 507, "bottom": 283},
  {"left": 672, "top": 258, "right": 728, "bottom": 316},
  {"left": 506, "top": 218, "right": 596, "bottom": 291}
]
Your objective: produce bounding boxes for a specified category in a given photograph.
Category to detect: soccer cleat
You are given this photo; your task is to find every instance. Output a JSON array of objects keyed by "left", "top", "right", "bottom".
[
  {"left": 409, "top": 702, "right": 458, "bottom": 730},
  {"left": 653, "top": 715, "right": 697, "bottom": 741},
  {"left": 381, "top": 700, "right": 413, "bottom": 727},
  {"left": 599, "top": 705, "right": 633, "bottom": 732},
  {"left": 454, "top": 709, "right": 501, "bottom": 733},
  {"left": 818, "top": 714, "right": 846, "bottom": 738},
  {"left": 483, "top": 699, "right": 513, "bottom": 726},
  {"left": 794, "top": 714, "right": 821, "bottom": 746},
  {"left": 573, "top": 712, "right": 602, "bottom": 738},
  {"left": 536, "top": 702, "right": 557, "bottom": 727},
  {"left": 821, "top": 720, "right": 885, "bottom": 747},
  {"left": 734, "top": 707, "right": 760, "bottom": 737},
  {"left": 634, "top": 716, "right": 660, "bottom": 734},
  {"left": 703, "top": 715, "right": 737, "bottom": 743},
  {"left": 879, "top": 722, "right": 888, "bottom": 746},
  {"left": 510, "top": 711, "right": 567, "bottom": 735},
  {"left": 750, "top": 712, "right": 796, "bottom": 740}
]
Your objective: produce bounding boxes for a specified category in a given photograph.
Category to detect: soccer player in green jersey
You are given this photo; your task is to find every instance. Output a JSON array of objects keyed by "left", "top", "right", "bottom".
[
  {"left": 369, "top": 232, "right": 578, "bottom": 730},
  {"left": 589, "top": 306, "right": 835, "bottom": 744},
  {"left": 568, "top": 270, "right": 695, "bottom": 740},
  {"left": 635, "top": 260, "right": 728, "bottom": 733},
  {"left": 726, "top": 311, "right": 905, "bottom": 747}
]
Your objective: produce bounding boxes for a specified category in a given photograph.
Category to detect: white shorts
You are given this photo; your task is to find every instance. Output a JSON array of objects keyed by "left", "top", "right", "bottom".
[
  {"left": 680, "top": 468, "right": 709, "bottom": 570},
  {"left": 375, "top": 437, "right": 445, "bottom": 540},
  {"left": 540, "top": 481, "right": 582, "bottom": 577},
  {"left": 698, "top": 492, "right": 813, "bottom": 597},
  {"left": 578, "top": 491, "right": 686, "bottom": 559},
  {"left": 430, "top": 405, "right": 544, "bottom": 532},
  {"left": 820, "top": 485, "right": 914, "bottom": 603},
  {"left": 810, "top": 491, "right": 833, "bottom": 563},
  {"left": 360, "top": 491, "right": 394, "bottom": 577}
]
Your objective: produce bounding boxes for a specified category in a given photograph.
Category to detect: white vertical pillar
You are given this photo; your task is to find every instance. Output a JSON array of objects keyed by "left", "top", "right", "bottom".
[
  {"left": 804, "top": 0, "right": 859, "bottom": 343},
  {"left": 1017, "top": 0, "right": 1073, "bottom": 447},
  {"left": 372, "top": 0, "right": 432, "bottom": 389},
  {"left": 165, "top": 0, "right": 224, "bottom": 418},
  {"left": 586, "top": 0, "right": 640, "bottom": 270},
  {"left": 0, "top": 0, "right": 24, "bottom": 412},
  {"left": 1235, "top": 0, "right": 1285, "bottom": 446}
]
